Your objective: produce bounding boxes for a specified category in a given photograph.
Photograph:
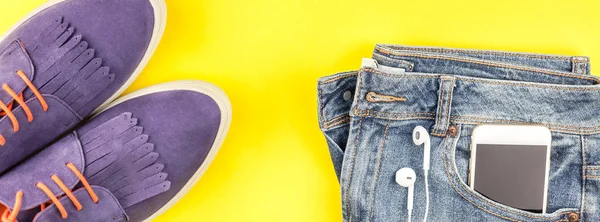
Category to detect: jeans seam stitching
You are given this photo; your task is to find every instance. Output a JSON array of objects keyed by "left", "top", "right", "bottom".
[
  {"left": 572, "top": 57, "right": 581, "bottom": 74},
  {"left": 376, "top": 46, "right": 583, "bottom": 61},
  {"left": 365, "top": 92, "right": 407, "bottom": 103},
  {"left": 367, "top": 120, "right": 391, "bottom": 222},
  {"left": 433, "top": 79, "right": 446, "bottom": 135},
  {"left": 324, "top": 116, "right": 351, "bottom": 129},
  {"left": 366, "top": 69, "right": 438, "bottom": 79},
  {"left": 581, "top": 136, "right": 587, "bottom": 222},
  {"left": 455, "top": 115, "right": 600, "bottom": 129},
  {"left": 454, "top": 120, "right": 600, "bottom": 135},
  {"left": 320, "top": 73, "right": 358, "bottom": 84},
  {"left": 318, "top": 86, "right": 325, "bottom": 128},
  {"left": 352, "top": 112, "right": 600, "bottom": 132},
  {"left": 371, "top": 54, "right": 416, "bottom": 70},
  {"left": 344, "top": 117, "right": 363, "bottom": 221},
  {"left": 359, "top": 111, "right": 435, "bottom": 116},
  {"left": 324, "top": 115, "right": 350, "bottom": 125},
  {"left": 452, "top": 116, "right": 587, "bottom": 128},
  {"left": 353, "top": 70, "right": 364, "bottom": 117},
  {"left": 387, "top": 52, "right": 598, "bottom": 82},
  {"left": 366, "top": 68, "right": 600, "bottom": 88},
  {"left": 442, "top": 77, "right": 455, "bottom": 135},
  {"left": 457, "top": 77, "right": 600, "bottom": 90},
  {"left": 355, "top": 112, "right": 435, "bottom": 119}
]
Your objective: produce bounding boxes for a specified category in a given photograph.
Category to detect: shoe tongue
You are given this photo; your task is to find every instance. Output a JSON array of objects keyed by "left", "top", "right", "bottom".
[
  {"left": 0, "top": 132, "right": 84, "bottom": 210},
  {"left": 33, "top": 185, "right": 128, "bottom": 222},
  {"left": 0, "top": 40, "right": 35, "bottom": 104}
]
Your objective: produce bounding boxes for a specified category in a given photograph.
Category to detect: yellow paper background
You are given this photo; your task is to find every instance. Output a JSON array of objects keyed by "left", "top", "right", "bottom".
[{"left": 1, "top": 0, "right": 599, "bottom": 221}]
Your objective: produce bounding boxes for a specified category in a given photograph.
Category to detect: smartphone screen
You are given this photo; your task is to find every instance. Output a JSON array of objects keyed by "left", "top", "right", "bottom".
[{"left": 472, "top": 144, "right": 549, "bottom": 213}]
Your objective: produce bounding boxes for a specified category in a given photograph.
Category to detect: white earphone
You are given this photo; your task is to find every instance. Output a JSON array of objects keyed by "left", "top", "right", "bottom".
[
  {"left": 412, "top": 126, "right": 431, "bottom": 172},
  {"left": 413, "top": 126, "right": 431, "bottom": 222},
  {"left": 396, "top": 168, "right": 416, "bottom": 222},
  {"left": 396, "top": 126, "right": 431, "bottom": 222}
]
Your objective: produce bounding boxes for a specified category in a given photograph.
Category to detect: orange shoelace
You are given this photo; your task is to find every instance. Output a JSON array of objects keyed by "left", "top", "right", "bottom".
[
  {"left": 1, "top": 163, "right": 98, "bottom": 222},
  {"left": 0, "top": 70, "right": 47, "bottom": 146}
]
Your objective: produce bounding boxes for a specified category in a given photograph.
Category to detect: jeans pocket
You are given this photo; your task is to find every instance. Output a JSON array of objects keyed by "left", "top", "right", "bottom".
[
  {"left": 321, "top": 114, "right": 352, "bottom": 181},
  {"left": 444, "top": 124, "right": 581, "bottom": 221},
  {"left": 324, "top": 131, "right": 346, "bottom": 181}
]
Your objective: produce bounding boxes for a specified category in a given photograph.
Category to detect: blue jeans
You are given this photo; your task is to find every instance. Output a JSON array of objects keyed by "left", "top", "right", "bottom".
[{"left": 318, "top": 44, "right": 599, "bottom": 221}]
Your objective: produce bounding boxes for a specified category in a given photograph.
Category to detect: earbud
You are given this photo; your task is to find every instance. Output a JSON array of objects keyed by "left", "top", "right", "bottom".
[
  {"left": 412, "top": 126, "right": 431, "bottom": 222},
  {"left": 396, "top": 168, "right": 416, "bottom": 222},
  {"left": 412, "top": 126, "right": 431, "bottom": 171},
  {"left": 396, "top": 167, "right": 416, "bottom": 188}
]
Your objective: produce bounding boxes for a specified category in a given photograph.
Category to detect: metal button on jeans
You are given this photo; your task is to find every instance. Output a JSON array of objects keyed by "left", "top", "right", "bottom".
[
  {"left": 343, "top": 91, "right": 352, "bottom": 101},
  {"left": 568, "top": 212, "right": 579, "bottom": 222},
  {"left": 447, "top": 125, "right": 458, "bottom": 137}
]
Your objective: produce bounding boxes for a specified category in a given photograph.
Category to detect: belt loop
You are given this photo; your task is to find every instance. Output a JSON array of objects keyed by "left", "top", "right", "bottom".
[
  {"left": 431, "top": 76, "right": 456, "bottom": 137},
  {"left": 572, "top": 56, "right": 588, "bottom": 74}
]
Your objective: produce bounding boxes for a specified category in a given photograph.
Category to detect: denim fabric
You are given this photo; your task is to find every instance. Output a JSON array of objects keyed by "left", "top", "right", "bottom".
[{"left": 318, "top": 45, "right": 599, "bottom": 221}]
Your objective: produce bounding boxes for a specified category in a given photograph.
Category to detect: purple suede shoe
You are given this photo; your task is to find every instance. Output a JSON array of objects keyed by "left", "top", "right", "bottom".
[
  {"left": 0, "top": 81, "right": 232, "bottom": 222},
  {"left": 0, "top": 0, "right": 166, "bottom": 175}
]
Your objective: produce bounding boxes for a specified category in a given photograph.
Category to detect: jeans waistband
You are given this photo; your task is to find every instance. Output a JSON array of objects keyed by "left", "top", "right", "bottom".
[
  {"left": 318, "top": 45, "right": 600, "bottom": 135},
  {"left": 373, "top": 44, "right": 596, "bottom": 85},
  {"left": 353, "top": 68, "right": 600, "bottom": 135},
  {"left": 374, "top": 44, "right": 591, "bottom": 74}
]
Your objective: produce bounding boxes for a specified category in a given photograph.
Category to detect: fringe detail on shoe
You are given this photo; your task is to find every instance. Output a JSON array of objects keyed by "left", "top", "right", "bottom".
[
  {"left": 79, "top": 112, "right": 171, "bottom": 208},
  {"left": 24, "top": 16, "right": 114, "bottom": 117}
]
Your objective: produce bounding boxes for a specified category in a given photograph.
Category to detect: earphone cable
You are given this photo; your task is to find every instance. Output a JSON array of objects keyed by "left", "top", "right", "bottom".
[{"left": 423, "top": 171, "right": 429, "bottom": 222}]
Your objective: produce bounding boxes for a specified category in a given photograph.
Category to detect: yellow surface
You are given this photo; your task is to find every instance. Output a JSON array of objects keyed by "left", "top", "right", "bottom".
[{"left": 1, "top": 0, "right": 600, "bottom": 221}]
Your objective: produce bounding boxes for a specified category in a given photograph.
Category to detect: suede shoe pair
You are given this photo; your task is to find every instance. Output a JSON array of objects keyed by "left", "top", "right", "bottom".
[{"left": 0, "top": 0, "right": 231, "bottom": 221}]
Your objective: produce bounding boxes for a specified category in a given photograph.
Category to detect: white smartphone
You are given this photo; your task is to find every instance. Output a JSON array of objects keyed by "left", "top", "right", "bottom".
[{"left": 469, "top": 125, "right": 552, "bottom": 214}]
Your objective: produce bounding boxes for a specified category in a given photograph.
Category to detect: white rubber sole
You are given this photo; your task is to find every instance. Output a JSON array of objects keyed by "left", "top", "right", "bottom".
[
  {"left": 95, "top": 80, "right": 232, "bottom": 222},
  {"left": 0, "top": 0, "right": 167, "bottom": 114}
]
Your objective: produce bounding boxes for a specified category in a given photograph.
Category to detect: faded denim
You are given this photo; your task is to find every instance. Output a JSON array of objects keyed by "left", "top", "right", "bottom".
[{"left": 318, "top": 44, "right": 599, "bottom": 221}]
